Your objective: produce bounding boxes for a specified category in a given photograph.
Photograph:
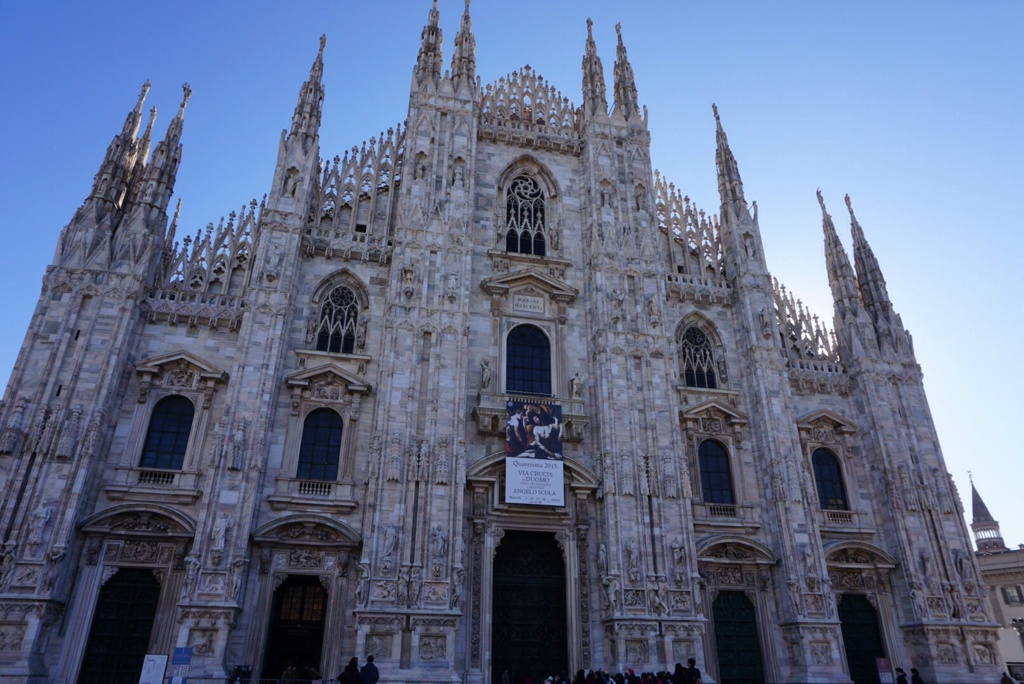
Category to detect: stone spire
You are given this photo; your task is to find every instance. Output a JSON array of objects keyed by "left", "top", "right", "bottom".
[
  {"left": 88, "top": 80, "right": 152, "bottom": 208},
  {"left": 971, "top": 479, "right": 1007, "bottom": 553},
  {"left": 846, "top": 194, "right": 912, "bottom": 358},
  {"left": 450, "top": 0, "right": 476, "bottom": 89},
  {"left": 820, "top": 190, "right": 876, "bottom": 360},
  {"left": 611, "top": 23, "right": 640, "bottom": 122},
  {"left": 138, "top": 83, "right": 190, "bottom": 214},
  {"left": 414, "top": 0, "right": 443, "bottom": 89},
  {"left": 290, "top": 34, "right": 326, "bottom": 140},
  {"left": 714, "top": 104, "right": 751, "bottom": 225},
  {"left": 581, "top": 18, "right": 608, "bottom": 119}
]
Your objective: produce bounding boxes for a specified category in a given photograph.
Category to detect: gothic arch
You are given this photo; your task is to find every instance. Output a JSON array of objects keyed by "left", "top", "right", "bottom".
[
  {"left": 675, "top": 312, "right": 724, "bottom": 349},
  {"left": 696, "top": 535, "right": 778, "bottom": 564},
  {"left": 79, "top": 503, "right": 197, "bottom": 539},
  {"left": 310, "top": 269, "right": 370, "bottom": 310},
  {"left": 824, "top": 541, "right": 897, "bottom": 568},
  {"left": 495, "top": 155, "right": 561, "bottom": 199},
  {"left": 251, "top": 514, "right": 362, "bottom": 548}
]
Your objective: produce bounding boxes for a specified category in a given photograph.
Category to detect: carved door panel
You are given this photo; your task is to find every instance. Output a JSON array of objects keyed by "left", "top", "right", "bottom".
[
  {"left": 492, "top": 531, "right": 567, "bottom": 682},
  {"left": 262, "top": 575, "right": 328, "bottom": 679},
  {"left": 79, "top": 568, "right": 161, "bottom": 684},
  {"left": 838, "top": 594, "right": 885, "bottom": 684},
  {"left": 712, "top": 591, "right": 765, "bottom": 684}
]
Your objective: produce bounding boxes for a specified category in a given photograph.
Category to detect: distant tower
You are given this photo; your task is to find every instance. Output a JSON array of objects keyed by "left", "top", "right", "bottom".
[{"left": 971, "top": 478, "right": 1008, "bottom": 553}]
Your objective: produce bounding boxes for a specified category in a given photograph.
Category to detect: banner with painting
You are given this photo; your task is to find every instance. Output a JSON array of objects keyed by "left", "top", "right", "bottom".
[{"left": 505, "top": 401, "right": 564, "bottom": 506}]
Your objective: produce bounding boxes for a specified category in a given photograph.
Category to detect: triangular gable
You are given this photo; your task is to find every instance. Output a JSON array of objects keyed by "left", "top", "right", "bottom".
[
  {"left": 481, "top": 268, "right": 578, "bottom": 303},
  {"left": 681, "top": 399, "right": 749, "bottom": 428},
  {"left": 286, "top": 363, "right": 370, "bottom": 395},
  {"left": 135, "top": 349, "right": 227, "bottom": 382},
  {"left": 796, "top": 409, "right": 856, "bottom": 434}
]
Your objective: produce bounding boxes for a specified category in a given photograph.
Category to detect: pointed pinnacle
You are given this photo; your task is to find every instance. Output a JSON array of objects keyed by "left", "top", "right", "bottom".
[
  {"left": 587, "top": 17, "right": 593, "bottom": 38},
  {"left": 712, "top": 102, "right": 720, "bottom": 125},
  {"left": 135, "top": 80, "right": 152, "bottom": 112},
  {"left": 177, "top": 83, "right": 192, "bottom": 116},
  {"left": 319, "top": 33, "right": 327, "bottom": 56}
]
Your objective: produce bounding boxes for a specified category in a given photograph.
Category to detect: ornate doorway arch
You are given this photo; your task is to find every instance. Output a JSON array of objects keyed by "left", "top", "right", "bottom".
[
  {"left": 465, "top": 453, "right": 599, "bottom": 684},
  {"left": 249, "top": 515, "right": 362, "bottom": 681}
]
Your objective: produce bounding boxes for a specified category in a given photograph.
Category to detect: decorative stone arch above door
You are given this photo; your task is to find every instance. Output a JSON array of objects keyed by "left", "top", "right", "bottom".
[{"left": 248, "top": 515, "right": 363, "bottom": 680}]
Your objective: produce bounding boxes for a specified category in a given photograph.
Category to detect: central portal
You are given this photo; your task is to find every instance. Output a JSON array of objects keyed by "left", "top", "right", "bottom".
[{"left": 491, "top": 530, "right": 568, "bottom": 682}]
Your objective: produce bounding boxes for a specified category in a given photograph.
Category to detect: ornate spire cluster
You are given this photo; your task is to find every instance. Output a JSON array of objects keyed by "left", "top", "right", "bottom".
[
  {"left": 653, "top": 171, "right": 723, "bottom": 277},
  {"left": 846, "top": 195, "right": 911, "bottom": 358},
  {"left": 611, "top": 23, "right": 640, "bottom": 122},
  {"left": 290, "top": 35, "right": 326, "bottom": 139},
  {"left": 160, "top": 198, "right": 264, "bottom": 296},
  {"left": 450, "top": 0, "right": 476, "bottom": 88},
  {"left": 772, "top": 278, "right": 837, "bottom": 362},
  {"left": 819, "top": 190, "right": 878, "bottom": 360},
  {"left": 479, "top": 67, "right": 579, "bottom": 139},
  {"left": 581, "top": 18, "right": 608, "bottom": 118},
  {"left": 307, "top": 124, "right": 405, "bottom": 231},
  {"left": 414, "top": 0, "right": 444, "bottom": 89}
]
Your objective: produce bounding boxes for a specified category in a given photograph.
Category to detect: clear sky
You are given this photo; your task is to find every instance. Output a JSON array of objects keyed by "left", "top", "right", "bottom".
[{"left": 1, "top": 2, "right": 1021, "bottom": 546}]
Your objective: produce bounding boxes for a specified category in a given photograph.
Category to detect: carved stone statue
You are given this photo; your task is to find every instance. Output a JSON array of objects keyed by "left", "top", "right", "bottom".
[
  {"left": 480, "top": 359, "right": 492, "bottom": 390},
  {"left": 569, "top": 371, "right": 583, "bottom": 398}
]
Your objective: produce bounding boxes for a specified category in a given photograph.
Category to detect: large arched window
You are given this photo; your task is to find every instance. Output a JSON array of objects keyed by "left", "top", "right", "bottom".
[
  {"left": 139, "top": 395, "right": 195, "bottom": 470},
  {"left": 681, "top": 327, "right": 718, "bottom": 389},
  {"left": 812, "top": 448, "right": 848, "bottom": 510},
  {"left": 505, "top": 175, "right": 546, "bottom": 257},
  {"left": 315, "top": 286, "right": 359, "bottom": 354},
  {"left": 698, "top": 439, "right": 734, "bottom": 505},
  {"left": 506, "top": 324, "right": 551, "bottom": 396},
  {"left": 296, "top": 408, "right": 344, "bottom": 481}
]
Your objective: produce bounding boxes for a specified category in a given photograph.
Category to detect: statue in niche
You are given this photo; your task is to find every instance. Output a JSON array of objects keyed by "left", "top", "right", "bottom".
[
  {"left": 569, "top": 372, "right": 584, "bottom": 398},
  {"left": 480, "top": 359, "right": 492, "bottom": 390},
  {"left": 27, "top": 504, "right": 52, "bottom": 546}
]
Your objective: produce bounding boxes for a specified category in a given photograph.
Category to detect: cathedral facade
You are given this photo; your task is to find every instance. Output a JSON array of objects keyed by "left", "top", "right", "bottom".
[{"left": 0, "top": 3, "right": 1002, "bottom": 683}]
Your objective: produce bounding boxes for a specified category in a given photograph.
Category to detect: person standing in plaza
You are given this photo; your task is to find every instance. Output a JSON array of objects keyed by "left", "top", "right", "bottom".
[{"left": 360, "top": 655, "right": 379, "bottom": 684}]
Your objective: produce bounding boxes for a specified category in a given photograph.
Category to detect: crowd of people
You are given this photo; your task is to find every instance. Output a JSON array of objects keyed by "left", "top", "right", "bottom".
[{"left": 501, "top": 658, "right": 704, "bottom": 684}]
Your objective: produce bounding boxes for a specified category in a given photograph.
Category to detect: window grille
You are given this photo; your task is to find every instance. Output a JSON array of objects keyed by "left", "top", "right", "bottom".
[
  {"left": 506, "top": 325, "right": 551, "bottom": 396},
  {"left": 699, "top": 439, "right": 734, "bottom": 505},
  {"left": 812, "top": 448, "right": 849, "bottom": 510},
  {"left": 296, "top": 408, "right": 343, "bottom": 481},
  {"left": 139, "top": 396, "right": 195, "bottom": 470}
]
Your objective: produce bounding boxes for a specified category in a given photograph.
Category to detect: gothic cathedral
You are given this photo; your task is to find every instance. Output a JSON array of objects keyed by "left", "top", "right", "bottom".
[{"left": 0, "top": 3, "right": 1001, "bottom": 683}]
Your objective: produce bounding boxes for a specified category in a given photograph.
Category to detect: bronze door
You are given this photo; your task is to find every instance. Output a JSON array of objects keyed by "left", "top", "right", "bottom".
[
  {"left": 838, "top": 594, "right": 885, "bottom": 684},
  {"left": 712, "top": 590, "right": 765, "bottom": 684},
  {"left": 79, "top": 568, "right": 161, "bottom": 684},
  {"left": 262, "top": 575, "right": 328, "bottom": 679},
  {"left": 492, "top": 530, "right": 568, "bottom": 682}
]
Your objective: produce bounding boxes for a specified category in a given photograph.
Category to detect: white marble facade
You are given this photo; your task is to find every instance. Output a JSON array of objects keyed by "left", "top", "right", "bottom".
[{"left": 0, "top": 4, "right": 1003, "bottom": 683}]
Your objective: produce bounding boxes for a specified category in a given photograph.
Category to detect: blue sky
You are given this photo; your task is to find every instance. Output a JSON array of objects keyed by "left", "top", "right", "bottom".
[{"left": 1, "top": 2, "right": 1022, "bottom": 546}]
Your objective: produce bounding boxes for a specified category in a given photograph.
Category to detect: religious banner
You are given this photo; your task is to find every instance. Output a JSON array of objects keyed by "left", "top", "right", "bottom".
[{"left": 505, "top": 401, "right": 564, "bottom": 506}]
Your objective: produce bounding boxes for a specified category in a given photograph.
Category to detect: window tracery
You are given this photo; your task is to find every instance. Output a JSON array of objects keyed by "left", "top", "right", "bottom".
[
  {"left": 315, "top": 286, "right": 359, "bottom": 354},
  {"left": 681, "top": 327, "right": 718, "bottom": 389},
  {"left": 505, "top": 176, "right": 546, "bottom": 257}
]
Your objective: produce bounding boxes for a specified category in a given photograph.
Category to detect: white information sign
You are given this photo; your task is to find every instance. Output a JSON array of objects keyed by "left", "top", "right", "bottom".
[
  {"left": 139, "top": 655, "right": 168, "bottom": 684},
  {"left": 505, "top": 457, "right": 564, "bottom": 506}
]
